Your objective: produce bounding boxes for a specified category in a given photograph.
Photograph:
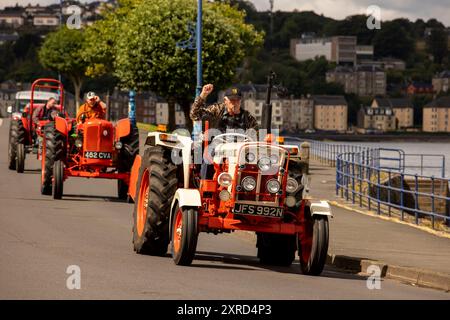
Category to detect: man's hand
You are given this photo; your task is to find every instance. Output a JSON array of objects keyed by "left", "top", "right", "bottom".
[{"left": 200, "top": 84, "right": 214, "bottom": 100}]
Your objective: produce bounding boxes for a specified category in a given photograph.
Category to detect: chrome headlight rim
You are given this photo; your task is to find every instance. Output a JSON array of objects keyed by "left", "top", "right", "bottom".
[
  {"left": 245, "top": 152, "right": 256, "bottom": 163},
  {"left": 218, "top": 172, "right": 232, "bottom": 187},
  {"left": 241, "top": 176, "right": 257, "bottom": 191},
  {"left": 258, "top": 157, "right": 271, "bottom": 172},
  {"left": 114, "top": 141, "right": 123, "bottom": 150},
  {"left": 286, "top": 178, "right": 299, "bottom": 193},
  {"left": 266, "top": 179, "right": 281, "bottom": 194},
  {"left": 269, "top": 154, "right": 279, "bottom": 164}
]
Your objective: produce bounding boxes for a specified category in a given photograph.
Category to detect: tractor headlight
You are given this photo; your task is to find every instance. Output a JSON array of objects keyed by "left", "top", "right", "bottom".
[
  {"left": 115, "top": 141, "right": 123, "bottom": 150},
  {"left": 266, "top": 179, "right": 281, "bottom": 194},
  {"left": 219, "top": 190, "right": 231, "bottom": 201},
  {"left": 241, "top": 176, "right": 256, "bottom": 191},
  {"left": 285, "top": 196, "right": 296, "bottom": 207},
  {"left": 75, "top": 139, "right": 83, "bottom": 148},
  {"left": 258, "top": 157, "right": 271, "bottom": 172},
  {"left": 245, "top": 152, "right": 256, "bottom": 163},
  {"left": 218, "top": 172, "right": 232, "bottom": 187},
  {"left": 269, "top": 154, "right": 279, "bottom": 164},
  {"left": 286, "top": 178, "right": 299, "bottom": 193}
]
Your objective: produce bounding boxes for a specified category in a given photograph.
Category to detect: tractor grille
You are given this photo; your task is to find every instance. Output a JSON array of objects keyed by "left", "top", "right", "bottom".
[
  {"left": 84, "top": 121, "right": 114, "bottom": 152},
  {"left": 234, "top": 145, "right": 289, "bottom": 206}
]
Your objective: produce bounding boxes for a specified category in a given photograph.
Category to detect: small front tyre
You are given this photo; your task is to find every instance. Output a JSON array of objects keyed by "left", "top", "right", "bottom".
[
  {"left": 171, "top": 205, "right": 198, "bottom": 266},
  {"left": 53, "top": 160, "right": 64, "bottom": 200},
  {"left": 16, "top": 143, "right": 25, "bottom": 173}
]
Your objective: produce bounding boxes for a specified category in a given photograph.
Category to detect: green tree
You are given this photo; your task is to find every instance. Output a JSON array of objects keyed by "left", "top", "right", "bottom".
[
  {"left": 112, "top": 0, "right": 263, "bottom": 130},
  {"left": 427, "top": 28, "right": 448, "bottom": 64},
  {"left": 373, "top": 21, "right": 415, "bottom": 60},
  {"left": 38, "top": 27, "right": 88, "bottom": 108}
]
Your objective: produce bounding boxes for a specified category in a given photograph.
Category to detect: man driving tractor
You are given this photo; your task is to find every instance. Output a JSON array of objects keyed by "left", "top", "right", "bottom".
[
  {"left": 76, "top": 91, "right": 107, "bottom": 123},
  {"left": 190, "top": 84, "right": 259, "bottom": 132},
  {"left": 32, "top": 97, "right": 59, "bottom": 126}
]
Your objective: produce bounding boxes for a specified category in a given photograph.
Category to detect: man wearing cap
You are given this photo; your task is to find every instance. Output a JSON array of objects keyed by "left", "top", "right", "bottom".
[
  {"left": 190, "top": 84, "right": 258, "bottom": 132},
  {"left": 76, "top": 91, "right": 107, "bottom": 123}
]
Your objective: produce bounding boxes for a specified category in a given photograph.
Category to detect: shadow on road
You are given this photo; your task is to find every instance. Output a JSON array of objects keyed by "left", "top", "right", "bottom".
[
  {"left": 194, "top": 251, "right": 365, "bottom": 281},
  {"left": 61, "top": 194, "right": 128, "bottom": 203},
  {"left": 22, "top": 169, "right": 40, "bottom": 174}
]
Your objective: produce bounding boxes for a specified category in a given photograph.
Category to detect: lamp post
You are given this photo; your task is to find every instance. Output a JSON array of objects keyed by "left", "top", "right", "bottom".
[{"left": 196, "top": 0, "right": 203, "bottom": 97}]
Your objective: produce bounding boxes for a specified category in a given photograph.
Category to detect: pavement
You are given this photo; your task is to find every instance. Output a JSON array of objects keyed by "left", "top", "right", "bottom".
[
  {"left": 307, "top": 157, "right": 450, "bottom": 290},
  {"left": 0, "top": 119, "right": 449, "bottom": 299}
]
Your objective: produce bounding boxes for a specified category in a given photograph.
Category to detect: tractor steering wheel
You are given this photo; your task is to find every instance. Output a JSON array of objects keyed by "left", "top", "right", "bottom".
[{"left": 212, "top": 133, "right": 254, "bottom": 144}]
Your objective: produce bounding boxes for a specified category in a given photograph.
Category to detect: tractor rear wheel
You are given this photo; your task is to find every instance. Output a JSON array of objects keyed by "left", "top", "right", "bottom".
[
  {"left": 117, "top": 126, "right": 139, "bottom": 200},
  {"left": 8, "top": 121, "right": 19, "bottom": 170},
  {"left": 132, "top": 146, "right": 178, "bottom": 256},
  {"left": 41, "top": 123, "right": 64, "bottom": 195},
  {"left": 16, "top": 143, "right": 25, "bottom": 173},
  {"left": 298, "top": 207, "right": 329, "bottom": 276},
  {"left": 171, "top": 205, "right": 198, "bottom": 266},
  {"left": 53, "top": 160, "right": 64, "bottom": 200},
  {"left": 257, "top": 233, "right": 297, "bottom": 266}
]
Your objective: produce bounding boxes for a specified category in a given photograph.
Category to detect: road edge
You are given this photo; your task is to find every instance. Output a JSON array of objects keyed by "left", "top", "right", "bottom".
[{"left": 326, "top": 253, "right": 450, "bottom": 292}]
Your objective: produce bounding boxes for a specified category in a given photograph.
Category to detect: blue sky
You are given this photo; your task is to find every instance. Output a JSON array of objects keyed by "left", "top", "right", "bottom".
[{"left": 1, "top": 0, "right": 449, "bottom": 25}]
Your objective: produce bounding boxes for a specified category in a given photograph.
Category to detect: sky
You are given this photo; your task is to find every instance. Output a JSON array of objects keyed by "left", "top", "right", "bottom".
[{"left": 0, "top": 0, "right": 449, "bottom": 26}]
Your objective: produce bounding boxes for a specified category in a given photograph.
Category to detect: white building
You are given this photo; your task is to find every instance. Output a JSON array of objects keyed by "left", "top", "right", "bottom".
[
  {"left": 33, "top": 14, "right": 59, "bottom": 27},
  {"left": 155, "top": 101, "right": 186, "bottom": 126}
]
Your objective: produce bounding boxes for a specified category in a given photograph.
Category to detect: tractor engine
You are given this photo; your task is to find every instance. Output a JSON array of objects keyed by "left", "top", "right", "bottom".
[{"left": 80, "top": 120, "right": 115, "bottom": 166}]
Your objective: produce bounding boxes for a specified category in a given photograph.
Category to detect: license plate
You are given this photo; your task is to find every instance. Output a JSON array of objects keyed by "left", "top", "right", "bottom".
[
  {"left": 84, "top": 151, "right": 112, "bottom": 159},
  {"left": 233, "top": 203, "right": 284, "bottom": 218}
]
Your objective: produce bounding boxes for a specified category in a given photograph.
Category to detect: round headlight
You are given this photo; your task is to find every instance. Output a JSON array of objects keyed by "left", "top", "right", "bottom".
[
  {"left": 115, "top": 141, "right": 123, "bottom": 150},
  {"left": 75, "top": 139, "right": 83, "bottom": 148},
  {"left": 266, "top": 179, "right": 281, "bottom": 194},
  {"left": 258, "top": 157, "right": 271, "bottom": 172},
  {"left": 219, "top": 190, "right": 231, "bottom": 201},
  {"left": 218, "top": 172, "right": 232, "bottom": 187},
  {"left": 241, "top": 176, "right": 256, "bottom": 191},
  {"left": 269, "top": 154, "right": 279, "bottom": 164},
  {"left": 245, "top": 152, "right": 256, "bottom": 162},
  {"left": 286, "top": 178, "right": 299, "bottom": 193},
  {"left": 285, "top": 196, "right": 296, "bottom": 207}
]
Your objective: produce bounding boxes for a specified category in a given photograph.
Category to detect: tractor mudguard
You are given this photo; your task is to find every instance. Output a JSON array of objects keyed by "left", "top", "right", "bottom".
[
  {"left": 55, "top": 116, "right": 68, "bottom": 137},
  {"left": 169, "top": 189, "right": 202, "bottom": 238},
  {"left": 21, "top": 117, "right": 29, "bottom": 133},
  {"left": 307, "top": 200, "right": 333, "bottom": 217},
  {"left": 128, "top": 155, "right": 142, "bottom": 202},
  {"left": 115, "top": 118, "right": 131, "bottom": 140}
]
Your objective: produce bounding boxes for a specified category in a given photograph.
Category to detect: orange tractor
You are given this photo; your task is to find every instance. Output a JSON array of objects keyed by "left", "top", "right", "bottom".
[
  {"left": 41, "top": 112, "right": 139, "bottom": 200},
  {"left": 8, "top": 78, "right": 65, "bottom": 174},
  {"left": 129, "top": 130, "right": 332, "bottom": 275}
]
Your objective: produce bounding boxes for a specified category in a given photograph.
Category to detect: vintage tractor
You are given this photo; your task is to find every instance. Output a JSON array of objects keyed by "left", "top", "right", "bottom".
[
  {"left": 129, "top": 129, "right": 331, "bottom": 275},
  {"left": 8, "top": 78, "right": 64, "bottom": 173},
  {"left": 42, "top": 115, "right": 139, "bottom": 200}
]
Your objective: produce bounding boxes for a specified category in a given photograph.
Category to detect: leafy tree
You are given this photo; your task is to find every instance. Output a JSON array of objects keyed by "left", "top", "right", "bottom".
[
  {"left": 112, "top": 0, "right": 263, "bottom": 130},
  {"left": 373, "top": 21, "right": 415, "bottom": 60},
  {"left": 427, "top": 28, "right": 448, "bottom": 64},
  {"left": 39, "top": 27, "right": 88, "bottom": 108}
]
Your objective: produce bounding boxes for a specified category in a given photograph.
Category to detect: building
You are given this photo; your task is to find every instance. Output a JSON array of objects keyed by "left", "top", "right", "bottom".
[
  {"left": 357, "top": 105, "right": 396, "bottom": 133},
  {"left": 313, "top": 95, "right": 348, "bottom": 132},
  {"left": 281, "top": 96, "right": 314, "bottom": 132},
  {"left": 326, "top": 65, "right": 386, "bottom": 96},
  {"left": 107, "top": 89, "right": 158, "bottom": 124},
  {"left": 0, "top": 80, "right": 17, "bottom": 117},
  {"left": 432, "top": 70, "right": 450, "bottom": 94},
  {"left": 32, "top": 14, "right": 59, "bottom": 27},
  {"left": 423, "top": 96, "right": 450, "bottom": 132},
  {"left": 405, "top": 82, "right": 434, "bottom": 95},
  {"left": 355, "top": 45, "right": 374, "bottom": 61},
  {"left": 291, "top": 36, "right": 357, "bottom": 65},
  {"left": 155, "top": 99, "right": 186, "bottom": 127},
  {"left": 0, "top": 12, "right": 25, "bottom": 27},
  {"left": 359, "top": 58, "right": 406, "bottom": 71},
  {"left": 371, "top": 97, "right": 414, "bottom": 129}
]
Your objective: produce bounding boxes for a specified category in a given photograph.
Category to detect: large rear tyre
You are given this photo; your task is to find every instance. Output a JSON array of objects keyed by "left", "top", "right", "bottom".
[
  {"left": 117, "top": 126, "right": 139, "bottom": 200},
  {"left": 257, "top": 233, "right": 296, "bottom": 266},
  {"left": 42, "top": 124, "right": 64, "bottom": 195},
  {"left": 298, "top": 208, "right": 329, "bottom": 276},
  {"left": 171, "top": 206, "right": 198, "bottom": 266},
  {"left": 117, "top": 180, "right": 128, "bottom": 200},
  {"left": 16, "top": 143, "right": 25, "bottom": 173},
  {"left": 132, "top": 146, "right": 178, "bottom": 256},
  {"left": 53, "top": 160, "right": 64, "bottom": 200}
]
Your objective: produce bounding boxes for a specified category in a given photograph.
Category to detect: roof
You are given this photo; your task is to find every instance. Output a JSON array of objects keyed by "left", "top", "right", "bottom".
[
  {"left": 15, "top": 91, "right": 59, "bottom": 101},
  {"left": 436, "top": 70, "right": 450, "bottom": 78},
  {"left": 356, "top": 65, "right": 383, "bottom": 72},
  {"left": 313, "top": 95, "right": 347, "bottom": 106},
  {"left": 424, "top": 96, "right": 450, "bottom": 108},
  {"left": 373, "top": 97, "right": 412, "bottom": 108},
  {"left": 409, "top": 82, "right": 433, "bottom": 88}
]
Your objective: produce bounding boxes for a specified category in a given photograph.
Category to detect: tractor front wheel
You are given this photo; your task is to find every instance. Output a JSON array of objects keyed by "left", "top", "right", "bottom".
[
  {"left": 53, "top": 160, "right": 64, "bottom": 200},
  {"left": 8, "top": 123, "right": 17, "bottom": 170},
  {"left": 298, "top": 207, "right": 329, "bottom": 275},
  {"left": 16, "top": 143, "right": 25, "bottom": 173},
  {"left": 171, "top": 206, "right": 198, "bottom": 266}
]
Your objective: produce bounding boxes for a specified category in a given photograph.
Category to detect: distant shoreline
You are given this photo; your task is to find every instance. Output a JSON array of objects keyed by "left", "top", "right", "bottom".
[{"left": 285, "top": 133, "right": 450, "bottom": 142}]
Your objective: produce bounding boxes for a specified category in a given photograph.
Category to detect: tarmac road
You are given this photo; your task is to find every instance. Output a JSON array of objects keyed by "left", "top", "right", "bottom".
[{"left": 0, "top": 119, "right": 448, "bottom": 299}]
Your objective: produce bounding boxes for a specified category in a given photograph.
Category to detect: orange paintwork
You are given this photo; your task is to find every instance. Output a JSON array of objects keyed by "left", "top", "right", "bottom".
[
  {"left": 55, "top": 116, "right": 68, "bottom": 137},
  {"left": 115, "top": 118, "right": 131, "bottom": 140},
  {"left": 129, "top": 155, "right": 142, "bottom": 201}
]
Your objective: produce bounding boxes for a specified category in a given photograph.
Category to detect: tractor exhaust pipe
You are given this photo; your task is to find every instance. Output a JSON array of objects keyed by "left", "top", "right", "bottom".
[{"left": 263, "top": 71, "right": 276, "bottom": 134}]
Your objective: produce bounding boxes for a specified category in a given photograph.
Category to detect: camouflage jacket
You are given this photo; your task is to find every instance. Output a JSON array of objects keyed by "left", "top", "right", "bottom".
[{"left": 189, "top": 96, "right": 259, "bottom": 133}]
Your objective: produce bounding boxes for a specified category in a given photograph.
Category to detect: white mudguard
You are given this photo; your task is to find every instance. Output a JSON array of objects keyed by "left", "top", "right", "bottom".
[
  {"left": 307, "top": 200, "right": 333, "bottom": 217},
  {"left": 169, "top": 189, "right": 202, "bottom": 237}
]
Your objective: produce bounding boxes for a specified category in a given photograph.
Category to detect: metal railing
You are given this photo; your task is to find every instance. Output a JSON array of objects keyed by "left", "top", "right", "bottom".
[{"left": 336, "top": 150, "right": 450, "bottom": 230}]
